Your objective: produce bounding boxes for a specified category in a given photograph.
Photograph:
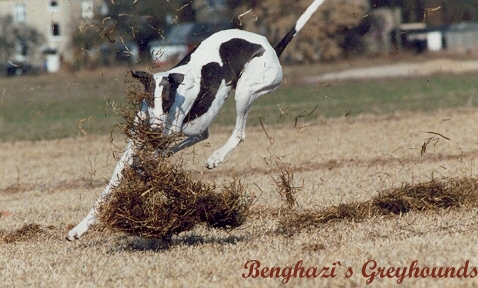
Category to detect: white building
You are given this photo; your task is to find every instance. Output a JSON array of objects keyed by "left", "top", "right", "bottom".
[{"left": 0, "top": 0, "right": 106, "bottom": 72}]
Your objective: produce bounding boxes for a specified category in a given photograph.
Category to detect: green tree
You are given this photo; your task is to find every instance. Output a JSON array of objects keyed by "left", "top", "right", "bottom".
[
  {"left": 71, "top": 0, "right": 197, "bottom": 67},
  {"left": 103, "top": 0, "right": 196, "bottom": 49}
]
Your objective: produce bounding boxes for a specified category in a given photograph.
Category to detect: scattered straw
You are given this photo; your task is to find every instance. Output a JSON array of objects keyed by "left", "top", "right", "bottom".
[
  {"left": 270, "top": 159, "right": 301, "bottom": 210},
  {"left": 280, "top": 177, "right": 478, "bottom": 233}
]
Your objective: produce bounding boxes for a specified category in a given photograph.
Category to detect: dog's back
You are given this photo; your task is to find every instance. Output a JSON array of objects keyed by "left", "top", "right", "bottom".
[
  {"left": 166, "top": 29, "right": 282, "bottom": 134},
  {"left": 178, "top": 29, "right": 278, "bottom": 69}
]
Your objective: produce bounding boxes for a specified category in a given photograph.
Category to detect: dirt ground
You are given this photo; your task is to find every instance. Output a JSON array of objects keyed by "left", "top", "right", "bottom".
[{"left": 1, "top": 105, "right": 478, "bottom": 287}]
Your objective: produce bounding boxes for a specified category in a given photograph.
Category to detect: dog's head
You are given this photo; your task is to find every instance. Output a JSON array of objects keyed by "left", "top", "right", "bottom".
[{"left": 131, "top": 70, "right": 184, "bottom": 117}]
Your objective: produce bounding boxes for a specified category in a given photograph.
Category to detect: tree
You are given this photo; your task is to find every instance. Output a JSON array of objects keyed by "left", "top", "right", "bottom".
[
  {"left": 374, "top": 0, "right": 478, "bottom": 24},
  {"left": 71, "top": 0, "right": 197, "bottom": 67},
  {"left": 71, "top": 18, "right": 105, "bottom": 69},
  {"left": 0, "top": 15, "right": 44, "bottom": 65},
  {"left": 102, "top": 0, "right": 196, "bottom": 49},
  {"left": 233, "top": 0, "right": 369, "bottom": 62}
]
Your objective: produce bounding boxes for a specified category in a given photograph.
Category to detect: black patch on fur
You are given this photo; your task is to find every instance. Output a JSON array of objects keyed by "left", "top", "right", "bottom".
[
  {"left": 219, "top": 38, "right": 266, "bottom": 86},
  {"left": 160, "top": 73, "right": 184, "bottom": 113},
  {"left": 185, "top": 62, "right": 221, "bottom": 121},
  {"left": 185, "top": 39, "right": 265, "bottom": 121},
  {"left": 274, "top": 27, "right": 296, "bottom": 57},
  {"left": 131, "top": 70, "right": 156, "bottom": 107}
]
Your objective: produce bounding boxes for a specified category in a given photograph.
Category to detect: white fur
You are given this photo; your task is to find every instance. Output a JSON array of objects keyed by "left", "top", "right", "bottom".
[{"left": 295, "top": 0, "right": 326, "bottom": 33}]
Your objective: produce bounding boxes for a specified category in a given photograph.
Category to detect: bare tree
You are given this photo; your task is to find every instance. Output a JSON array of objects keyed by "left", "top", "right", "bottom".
[{"left": 233, "top": 0, "right": 369, "bottom": 62}]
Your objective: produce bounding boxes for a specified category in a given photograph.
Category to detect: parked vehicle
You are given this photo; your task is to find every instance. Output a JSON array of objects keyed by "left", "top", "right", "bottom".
[
  {"left": 3, "top": 60, "right": 41, "bottom": 76},
  {"left": 149, "top": 22, "right": 233, "bottom": 65}
]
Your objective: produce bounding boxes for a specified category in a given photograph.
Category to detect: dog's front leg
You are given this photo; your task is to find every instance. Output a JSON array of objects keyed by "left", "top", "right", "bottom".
[{"left": 66, "top": 140, "right": 136, "bottom": 241}]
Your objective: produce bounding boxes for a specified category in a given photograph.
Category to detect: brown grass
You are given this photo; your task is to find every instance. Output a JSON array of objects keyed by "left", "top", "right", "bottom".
[
  {"left": 0, "top": 224, "right": 47, "bottom": 243},
  {"left": 3, "top": 107, "right": 478, "bottom": 287},
  {"left": 3, "top": 68, "right": 478, "bottom": 286}
]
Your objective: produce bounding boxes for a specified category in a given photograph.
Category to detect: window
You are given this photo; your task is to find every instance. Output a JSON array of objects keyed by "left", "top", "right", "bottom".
[
  {"left": 49, "top": 1, "right": 59, "bottom": 12},
  {"left": 82, "top": 0, "right": 94, "bottom": 19},
  {"left": 14, "top": 3, "right": 26, "bottom": 23},
  {"left": 15, "top": 39, "right": 28, "bottom": 57},
  {"left": 52, "top": 23, "right": 60, "bottom": 36}
]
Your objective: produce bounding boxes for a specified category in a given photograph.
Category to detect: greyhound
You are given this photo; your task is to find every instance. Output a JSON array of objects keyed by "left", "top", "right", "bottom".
[{"left": 66, "top": 0, "right": 327, "bottom": 241}]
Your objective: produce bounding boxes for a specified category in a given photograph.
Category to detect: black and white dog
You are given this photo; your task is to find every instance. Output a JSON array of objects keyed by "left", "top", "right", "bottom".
[{"left": 66, "top": 0, "right": 326, "bottom": 241}]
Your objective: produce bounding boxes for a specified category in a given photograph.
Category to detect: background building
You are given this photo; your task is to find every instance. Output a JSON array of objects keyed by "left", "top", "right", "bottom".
[{"left": 0, "top": 0, "right": 106, "bottom": 72}]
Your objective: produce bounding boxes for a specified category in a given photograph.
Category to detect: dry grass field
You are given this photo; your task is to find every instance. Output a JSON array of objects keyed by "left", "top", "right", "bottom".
[{"left": 2, "top": 59, "right": 478, "bottom": 287}]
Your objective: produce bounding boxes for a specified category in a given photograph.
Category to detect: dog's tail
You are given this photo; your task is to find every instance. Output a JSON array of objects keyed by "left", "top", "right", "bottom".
[{"left": 274, "top": 0, "right": 327, "bottom": 57}]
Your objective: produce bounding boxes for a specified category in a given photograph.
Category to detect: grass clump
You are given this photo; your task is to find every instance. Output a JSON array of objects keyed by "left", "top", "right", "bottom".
[
  {"left": 98, "top": 147, "right": 251, "bottom": 240},
  {"left": 0, "top": 224, "right": 47, "bottom": 243},
  {"left": 278, "top": 176, "right": 478, "bottom": 233}
]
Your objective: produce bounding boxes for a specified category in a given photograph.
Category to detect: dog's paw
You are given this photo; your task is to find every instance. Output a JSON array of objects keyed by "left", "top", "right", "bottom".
[
  {"left": 65, "top": 224, "right": 87, "bottom": 241},
  {"left": 206, "top": 152, "right": 224, "bottom": 169},
  {"left": 65, "top": 215, "right": 95, "bottom": 241}
]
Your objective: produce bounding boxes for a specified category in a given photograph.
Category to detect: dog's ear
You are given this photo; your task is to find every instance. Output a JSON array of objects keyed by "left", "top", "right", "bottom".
[
  {"left": 131, "top": 70, "right": 153, "bottom": 89},
  {"left": 160, "top": 73, "right": 183, "bottom": 113},
  {"left": 167, "top": 73, "right": 184, "bottom": 85}
]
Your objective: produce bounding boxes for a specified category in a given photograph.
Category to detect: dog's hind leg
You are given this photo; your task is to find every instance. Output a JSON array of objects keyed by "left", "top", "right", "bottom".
[
  {"left": 206, "top": 57, "right": 282, "bottom": 169},
  {"left": 206, "top": 95, "right": 251, "bottom": 169},
  {"left": 170, "top": 129, "right": 209, "bottom": 154}
]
